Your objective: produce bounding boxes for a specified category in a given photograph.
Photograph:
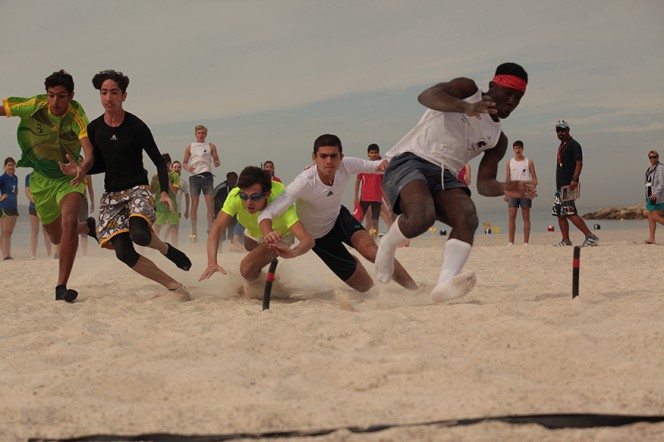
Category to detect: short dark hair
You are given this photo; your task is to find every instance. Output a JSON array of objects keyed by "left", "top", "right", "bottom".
[
  {"left": 513, "top": 140, "right": 524, "bottom": 148},
  {"left": 92, "top": 69, "right": 130, "bottom": 93},
  {"left": 4, "top": 157, "right": 16, "bottom": 166},
  {"left": 237, "top": 166, "right": 272, "bottom": 193},
  {"left": 226, "top": 171, "right": 238, "bottom": 180},
  {"left": 172, "top": 160, "right": 181, "bottom": 167},
  {"left": 495, "top": 62, "right": 528, "bottom": 83},
  {"left": 161, "top": 153, "right": 172, "bottom": 164},
  {"left": 313, "top": 134, "right": 342, "bottom": 155},
  {"left": 367, "top": 143, "right": 380, "bottom": 153},
  {"left": 44, "top": 70, "right": 75, "bottom": 94}
]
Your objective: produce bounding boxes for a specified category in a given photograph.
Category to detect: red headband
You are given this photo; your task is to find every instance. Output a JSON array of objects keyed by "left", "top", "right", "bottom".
[{"left": 492, "top": 74, "right": 527, "bottom": 93}]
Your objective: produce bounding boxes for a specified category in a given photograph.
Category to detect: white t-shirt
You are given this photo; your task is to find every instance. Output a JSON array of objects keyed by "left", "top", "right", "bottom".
[
  {"left": 258, "top": 157, "right": 382, "bottom": 239},
  {"left": 385, "top": 89, "right": 502, "bottom": 176},
  {"left": 176, "top": 178, "right": 189, "bottom": 214},
  {"left": 189, "top": 141, "right": 213, "bottom": 174},
  {"left": 509, "top": 157, "right": 532, "bottom": 181}
]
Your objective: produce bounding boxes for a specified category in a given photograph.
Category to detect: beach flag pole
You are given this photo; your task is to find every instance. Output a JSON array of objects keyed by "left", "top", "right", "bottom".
[
  {"left": 572, "top": 246, "right": 580, "bottom": 299},
  {"left": 263, "top": 258, "right": 279, "bottom": 311}
]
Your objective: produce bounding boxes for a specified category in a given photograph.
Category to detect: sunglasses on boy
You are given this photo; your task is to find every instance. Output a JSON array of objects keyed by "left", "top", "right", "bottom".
[{"left": 237, "top": 191, "right": 266, "bottom": 201}]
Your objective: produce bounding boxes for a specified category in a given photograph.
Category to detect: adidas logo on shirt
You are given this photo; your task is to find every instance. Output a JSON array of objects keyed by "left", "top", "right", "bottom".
[
  {"left": 327, "top": 190, "right": 334, "bottom": 197},
  {"left": 110, "top": 134, "right": 118, "bottom": 141}
]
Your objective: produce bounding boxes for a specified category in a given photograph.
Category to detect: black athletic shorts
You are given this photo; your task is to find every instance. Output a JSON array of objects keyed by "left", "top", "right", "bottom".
[{"left": 312, "top": 206, "right": 366, "bottom": 281}]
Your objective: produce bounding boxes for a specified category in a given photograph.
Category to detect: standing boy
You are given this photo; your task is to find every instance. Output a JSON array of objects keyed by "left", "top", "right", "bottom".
[
  {"left": 183, "top": 125, "right": 220, "bottom": 242},
  {"left": 504, "top": 140, "right": 537, "bottom": 246},
  {"left": 354, "top": 143, "right": 390, "bottom": 238}
]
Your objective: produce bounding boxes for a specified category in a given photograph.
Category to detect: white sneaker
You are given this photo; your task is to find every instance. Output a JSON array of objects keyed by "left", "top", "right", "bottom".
[{"left": 507, "top": 242, "right": 514, "bottom": 247}]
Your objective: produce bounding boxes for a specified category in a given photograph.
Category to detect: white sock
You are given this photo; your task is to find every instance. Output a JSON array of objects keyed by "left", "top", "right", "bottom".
[
  {"left": 375, "top": 216, "right": 409, "bottom": 283},
  {"left": 437, "top": 239, "right": 472, "bottom": 286},
  {"left": 431, "top": 239, "right": 474, "bottom": 302}
]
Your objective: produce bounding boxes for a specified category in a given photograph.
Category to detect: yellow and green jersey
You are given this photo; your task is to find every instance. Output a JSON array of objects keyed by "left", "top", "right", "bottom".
[
  {"left": 152, "top": 171, "right": 180, "bottom": 213},
  {"left": 222, "top": 180, "right": 299, "bottom": 238},
  {"left": 2, "top": 95, "right": 89, "bottom": 178}
]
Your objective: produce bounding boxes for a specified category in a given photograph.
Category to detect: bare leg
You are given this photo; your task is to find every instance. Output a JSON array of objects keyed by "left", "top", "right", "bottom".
[
  {"left": 204, "top": 193, "right": 215, "bottom": 234},
  {"left": 239, "top": 242, "right": 278, "bottom": 281},
  {"left": 558, "top": 217, "right": 571, "bottom": 243},
  {"left": 508, "top": 207, "right": 517, "bottom": 244},
  {"left": 190, "top": 195, "right": 200, "bottom": 238},
  {"left": 522, "top": 207, "right": 531, "bottom": 244},
  {"left": 29, "top": 214, "right": 40, "bottom": 258},
  {"left": 568, "top": 214, "right": 593, "bottom": 236},
  {"left": 131, "top": 255, "right": 181, "bottom": 290},
  {"left": 43, "top": 225, "right": 52, "bottom": 256},
  {"left": 1, "top": 216, "right": 18, "bottom": 259},
  {"left": 42, "top": 193, "right": 82, "bottom": 287}
]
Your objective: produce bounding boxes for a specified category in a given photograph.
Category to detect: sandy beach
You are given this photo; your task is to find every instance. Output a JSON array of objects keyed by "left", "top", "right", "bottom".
[{"left": 2, "top": 229, "right": 664, "bottom": 441}]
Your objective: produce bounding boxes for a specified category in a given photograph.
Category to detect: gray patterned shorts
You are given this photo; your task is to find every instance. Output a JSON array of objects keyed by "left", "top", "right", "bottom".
[{"left": 97, "top": 185, "right": 155, "bottom": 248}]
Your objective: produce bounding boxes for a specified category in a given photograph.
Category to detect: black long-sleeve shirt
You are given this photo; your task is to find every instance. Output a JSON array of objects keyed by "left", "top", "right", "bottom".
[{"left": 87, "top": 112, "right": 168, "bottom": 192}]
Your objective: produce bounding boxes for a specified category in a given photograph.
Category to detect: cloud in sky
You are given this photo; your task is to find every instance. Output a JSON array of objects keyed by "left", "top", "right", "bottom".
[{"left": 1, "top": 0, "right": 664, "bottom": 212}]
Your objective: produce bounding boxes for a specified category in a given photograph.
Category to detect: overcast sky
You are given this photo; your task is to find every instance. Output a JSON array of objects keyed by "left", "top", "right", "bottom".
[{"left": 2, "top": 0, "right": 663, "bottom": 216}]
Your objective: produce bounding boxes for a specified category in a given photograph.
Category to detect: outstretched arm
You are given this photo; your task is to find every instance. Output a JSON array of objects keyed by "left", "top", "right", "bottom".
[
  {"left": 418, "top": 77, "right": 495, "bottom": 117},
  {"left": 199, "top": 211, "right": 232, "bottom": 280}
]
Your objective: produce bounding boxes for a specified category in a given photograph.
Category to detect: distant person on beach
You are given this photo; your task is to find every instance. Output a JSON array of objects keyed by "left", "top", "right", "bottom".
[
  {"left": 199, "top": 166, "right": 313, "bottom": 296},
  {"left": 551, "top": 119, "right": 599, "bottom": 247},
  {"left": 0, "top": 157, "right": 19, "bottom": 260},
  {"left": 151, "top": 153, "right": 180, "bottom": 246},
  {"left": 263, "top": 160, "right": 282, "bottom": 183},
  {"left": 25, "top": 173, "right": 54, "bottom": 259},
  {"left": 171, "top": 160, "right": 190, "bottom": 246},
  {"left": 78, "top": 175, "right": 95, "bottom": 256},
  {"left": 374, "top": 62, "right": 532, "bottom": 302},
  {"left": 183, "top": 124, "right": 220, "bottom": 243},
  {"left": 504, "top": 140, "right": 538, "bottom": 246},
  {"left": 87, "top": 69, "right": 192, "bottom": 299},
  {"left": 354, "top": 144, "right": 390, "bottom": 239},
  {"left": 644, "top": 149, "right": 664, "bottom": 244},
  {"left": 259, "top": 134, "right": 417, "bottom": 292},
  {"left": 1, "top": 70, "right": 96, "bottom": 302}
]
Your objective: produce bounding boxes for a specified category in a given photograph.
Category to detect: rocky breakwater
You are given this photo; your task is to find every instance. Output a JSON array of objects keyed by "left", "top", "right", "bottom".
[{"left": 582, "top": 205, "right": 648, "bottom": 220}]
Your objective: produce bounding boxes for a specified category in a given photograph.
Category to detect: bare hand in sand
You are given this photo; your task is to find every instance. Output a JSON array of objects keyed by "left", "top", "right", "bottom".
[{"left": 199, "top": 263, "right": 227, "bottom": 280}]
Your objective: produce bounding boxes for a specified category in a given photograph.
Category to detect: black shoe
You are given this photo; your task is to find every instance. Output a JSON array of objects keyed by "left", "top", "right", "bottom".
[
  {"left": 87, "top": 217, "right": 99, "bottom": 243},
  {"left": 165, "top": 243, "right": 192, "bottom": 271},
  {"left": 55, "top": 284, "right": 78, "bottom": 303}
]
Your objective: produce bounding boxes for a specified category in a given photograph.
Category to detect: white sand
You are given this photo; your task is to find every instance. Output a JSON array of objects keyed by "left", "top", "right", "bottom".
[{"left": 2, "top": 229, "right": 663, "bottom": 441}]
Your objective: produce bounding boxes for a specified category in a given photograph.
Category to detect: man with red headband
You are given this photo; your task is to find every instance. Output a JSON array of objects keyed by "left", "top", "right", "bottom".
[{"left": 375, "top": 62, "right": 533, "bottom": 302}]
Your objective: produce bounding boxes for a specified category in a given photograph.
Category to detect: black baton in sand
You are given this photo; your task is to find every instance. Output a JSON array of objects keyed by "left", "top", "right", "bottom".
[
  {"left": 263, "top": 258, "right": 279, "bottom": 311},
  {"left": 572, "top": 246, "right": 580, "bottom": 299}
]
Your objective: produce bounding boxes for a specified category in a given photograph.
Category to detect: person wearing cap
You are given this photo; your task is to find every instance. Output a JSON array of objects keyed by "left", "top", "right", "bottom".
[
  {"left": 551, "top": 119, "right": 599, "bottom": 247},
  {"left": 374, "top": 62, "right": 533, "bottom": 302}
]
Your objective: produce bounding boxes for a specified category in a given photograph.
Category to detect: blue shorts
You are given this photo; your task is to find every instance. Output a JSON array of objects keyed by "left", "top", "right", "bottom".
[
  {"left": 383, "top": 152, "right": 470, "bottom": 214},
  {"left": 189, "top": 172, "right": 214, "bottom": 197},
  {"left": 312, "top": 206, "right": 366, "bottom": 281},
  {"left": 508, "top": 197, "right": 533, "bottom": 209}
]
